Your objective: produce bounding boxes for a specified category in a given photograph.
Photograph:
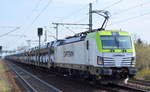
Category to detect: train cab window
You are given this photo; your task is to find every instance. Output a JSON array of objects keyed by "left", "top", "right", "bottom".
[
  {"left": 117, "top": 36, "right": 132, "bottom": 49},
  {"left": 101, "top": 36, "right": 117, "bottom": 49},
  {"left": 101, "top": 36, "right": 132, "bottom": 49}
]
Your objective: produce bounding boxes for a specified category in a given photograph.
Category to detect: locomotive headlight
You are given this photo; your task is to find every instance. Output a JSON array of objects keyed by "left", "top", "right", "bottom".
[{"left": 97, "top": 56, "right": 103, "bottom": 65}]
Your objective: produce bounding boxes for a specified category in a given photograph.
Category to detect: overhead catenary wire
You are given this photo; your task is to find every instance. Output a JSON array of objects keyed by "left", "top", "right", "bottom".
[
  {"left": 72, "top": 15, "right": 89, "bottom": 24},
  {"left": 103, "top": 0, "right": 150, "bottom": 26},
  {"left": 65, "top": 26, "right": 88, "bottom": 30},
  {"left": 108, "top": 11, "right": 150, "bottom": 26},
  {"left": 103, "top": 0, "right": 124, "bottom": 10},
  {"left": 17, "top": 0, "right": 45, "bottom": 30},
  {"left": 9, "top": 34, "right": 27, "bottom": 38},
  {"left": 29, "top": 0, "right": 53, "bottom": 27},
  {"left": 0, "top": 27, "right": 20, "bottom": 38},
  {"left": 31, "top": 0, "right": 43, "bottom": 12},
  {"left": 56, "top": 0, "right": 124, "bottom": 32},
  {"left": 73, "top": 0, "right": 124, "bottom": 27},
  {"left": 0, "top": 0, "right": 50, "bottom": 39},
  {"left": 102, "top": 0, "right": 150, "bottom": 29},
  {"left": 61, "top": 26, "right": 85, "bottom": 38},
  {"left": 60, "top": 5, "right": 88, "bottom": 22},
  {"left": 112, "top": 1, "right": 150, "bottom": 16},
  {"left": 65, "top": 27, "right": 76, "bottom": 34},
  {"left": 0, "top": 26, "right": 20, "bottom": 29},
  {"left": 60, "top": 0, "right": 99, "bottom": 22}
]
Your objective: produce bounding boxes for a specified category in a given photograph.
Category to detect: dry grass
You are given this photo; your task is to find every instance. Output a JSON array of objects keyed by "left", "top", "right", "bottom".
[
  {"left": 0, "top": 60, "right": 22, "bottom": 92},
  {"left": 0, "top": 60, "right": 11, "bottom": 92}
]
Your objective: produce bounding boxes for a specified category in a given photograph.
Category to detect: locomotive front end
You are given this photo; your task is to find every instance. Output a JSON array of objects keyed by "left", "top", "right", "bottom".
[{"left": 94, "top": 31, "right": 137, "bottom": 81}]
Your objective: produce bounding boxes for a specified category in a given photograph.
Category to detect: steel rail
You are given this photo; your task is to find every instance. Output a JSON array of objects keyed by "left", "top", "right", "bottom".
[
  {"left": 5, "top": 60, "right": 62, "bottom": 92},
  {"left": 112, "top": 83, "right": 149, "bottom": 92},
  {"left": 6, "top": 60, "right": 37, "bottom": 92},
  {"left": 129, "top": 79, "right": 150, "bottom": 87}
]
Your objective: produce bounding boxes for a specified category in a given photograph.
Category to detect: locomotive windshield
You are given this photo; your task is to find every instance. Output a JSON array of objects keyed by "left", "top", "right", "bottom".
[{"left": 101, "top": 36, "right": 132, "bottom": 49}]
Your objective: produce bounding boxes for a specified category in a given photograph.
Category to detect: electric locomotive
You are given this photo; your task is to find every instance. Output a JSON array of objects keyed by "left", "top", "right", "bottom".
[
  {"left": 5, "top": 29, "right": 137, "bottom": 83},
  {"left": 54, "top": 30, "right": 136, "bottom": 82}
]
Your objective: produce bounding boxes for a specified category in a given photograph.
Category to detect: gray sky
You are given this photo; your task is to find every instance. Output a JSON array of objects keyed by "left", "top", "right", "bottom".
[{"left": 0, "top": 0, "right": 150, "bottom": 50}]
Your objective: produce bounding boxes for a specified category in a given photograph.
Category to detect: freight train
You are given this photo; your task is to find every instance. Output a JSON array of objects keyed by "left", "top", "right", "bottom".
[{"left": 5, "top": 30, "right": 137, "bottom": 83}]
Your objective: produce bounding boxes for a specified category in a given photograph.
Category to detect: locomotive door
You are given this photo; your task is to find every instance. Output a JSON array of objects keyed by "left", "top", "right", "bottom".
[
  {"left": 86, "top": 39, "right": 95, "bottom": 65},
  {"left": 86, "top": 39, "right": 92, "bottom": 64}
]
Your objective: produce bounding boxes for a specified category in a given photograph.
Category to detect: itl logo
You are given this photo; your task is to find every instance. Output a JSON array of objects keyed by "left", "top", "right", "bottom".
[{"left": 64, "top": 51, "right": 74, "bottom": 57}]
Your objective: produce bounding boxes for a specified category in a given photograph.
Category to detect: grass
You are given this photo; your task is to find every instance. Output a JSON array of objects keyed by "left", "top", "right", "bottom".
[
  {"left": 135, "top": 68, "right": 150, "bottom": 80},
  {"left": 0, "top": 61, "right": 10, "bottom": 92}
]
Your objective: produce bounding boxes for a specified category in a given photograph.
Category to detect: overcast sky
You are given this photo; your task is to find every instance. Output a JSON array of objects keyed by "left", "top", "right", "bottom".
[{"left": 0, "top": 0, "right": 150, "bottom": 50}]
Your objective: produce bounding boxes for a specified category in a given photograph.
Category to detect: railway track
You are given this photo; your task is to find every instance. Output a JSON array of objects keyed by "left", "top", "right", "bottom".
[
  {"left": 5, "top": 60, "right": 150, "bottom": 92},
  {"left": 127, "top": 79, "right": 150, "bottom": 91},
  {"left": 5, "top": 60, "right": 62, "bottom": 92},
  {"left": 110, "top": 83, "right": 149, "bottom": 92},
  {"left": 129, "top": 79, "right": 150, "bottom": 87}
]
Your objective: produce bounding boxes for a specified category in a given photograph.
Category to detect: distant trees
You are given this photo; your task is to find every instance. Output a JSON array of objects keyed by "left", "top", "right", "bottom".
[
  {"left": 135, "top": 38, "right": 150, "bottom": 70},
  {"left": 137, "top": 38, "right": 143, "bottom": 45},
  {"left": 134, "top": 37, "right": 150, "bottom": 79}
]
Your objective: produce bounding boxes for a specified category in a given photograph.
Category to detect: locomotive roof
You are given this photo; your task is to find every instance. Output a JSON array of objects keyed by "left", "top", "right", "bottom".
[{"left": 9, "top": 30, "right": 131, "bottom": 55}]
